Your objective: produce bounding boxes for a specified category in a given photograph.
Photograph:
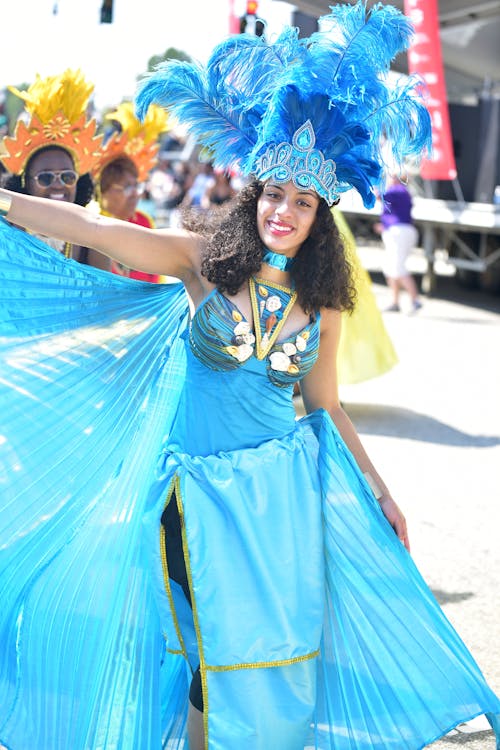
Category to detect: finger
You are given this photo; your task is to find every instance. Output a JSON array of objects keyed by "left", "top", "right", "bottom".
[
  {"left": 395, "top": 518, "right": 410, "bottom": 552},
  {"left": 400, "top": 532, "right": 411, "bottom": 553}
]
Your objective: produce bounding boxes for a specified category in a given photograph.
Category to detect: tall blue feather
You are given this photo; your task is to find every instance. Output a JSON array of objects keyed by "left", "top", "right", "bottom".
[
  {"left": 135, "top": 58, "right": 258, "bottom": 171},
  {"left": 305, "top": 2, "right": 414, "bottom": 124},
  {"left": 135, "top": 29, "right": 306, "bottom": 172},
  {"left": 312, "top": 2, "right": 414, "bottom": 78},
  {"left": 134, "top": 0, "right": 431, "bottom": 206},
  {"left": 363, "top": 76, "right": 432, "bottom": 164}
]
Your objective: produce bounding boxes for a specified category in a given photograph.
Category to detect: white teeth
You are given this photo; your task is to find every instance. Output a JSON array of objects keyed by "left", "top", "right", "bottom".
[{"left": 269, "top": 221, "right": 292, "bottom": 234}]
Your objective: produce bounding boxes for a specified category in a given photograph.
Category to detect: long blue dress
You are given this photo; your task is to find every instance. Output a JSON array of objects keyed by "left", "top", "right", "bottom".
[{"left": 0, "top": 219, "right": 499, "bottom": 749}]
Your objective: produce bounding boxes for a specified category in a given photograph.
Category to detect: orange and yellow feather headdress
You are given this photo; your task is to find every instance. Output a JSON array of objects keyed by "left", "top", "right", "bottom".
[
  {"left": 92, "top": 101, "right": 169, "bottom": 182},
  {"left": 1, "top": 68, "right": 103, "bottom": 176}
]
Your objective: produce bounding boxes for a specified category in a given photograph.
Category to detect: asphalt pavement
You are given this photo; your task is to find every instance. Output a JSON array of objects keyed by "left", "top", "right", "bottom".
[{"left": 310, "top": 242, "right": 500, "bottom": 748}]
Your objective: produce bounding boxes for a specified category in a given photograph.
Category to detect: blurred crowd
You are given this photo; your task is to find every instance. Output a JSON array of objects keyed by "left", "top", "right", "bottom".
[{"left": 144, "top": 150, "right": 245, "bottom": 228}]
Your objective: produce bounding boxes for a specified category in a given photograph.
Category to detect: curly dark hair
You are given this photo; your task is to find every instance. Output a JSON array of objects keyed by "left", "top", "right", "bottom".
[
  {"left": 3, "top": 146, "right": 95, "bottom": 207},
  {"left": 182, "top": 180, "right": 356, "bottom": 313}
]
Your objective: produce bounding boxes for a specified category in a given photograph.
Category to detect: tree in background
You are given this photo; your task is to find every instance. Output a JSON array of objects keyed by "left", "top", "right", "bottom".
[
  {"left": 1, "top": 86, "right": 30, "bottom": 135},
  {"left": 145, "top": 47, "right": 191, "bottom": 73}
]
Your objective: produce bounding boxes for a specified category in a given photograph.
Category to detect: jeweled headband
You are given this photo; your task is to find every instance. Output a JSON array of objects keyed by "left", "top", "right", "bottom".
[{"left": 254, "top": 121, "right": 340, "bottom": 206}]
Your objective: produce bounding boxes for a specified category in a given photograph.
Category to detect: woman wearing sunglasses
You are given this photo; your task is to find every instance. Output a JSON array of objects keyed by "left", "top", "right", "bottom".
[
  {"left": 91, "top": 101, "right": 170, "bottom": 282},
  {"left": 0, "top": 68, "right": 109, "bottom": 268}
]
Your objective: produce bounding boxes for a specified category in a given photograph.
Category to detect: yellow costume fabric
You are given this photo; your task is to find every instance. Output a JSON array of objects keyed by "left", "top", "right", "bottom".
[{"left": 335, "top": 209, "right": 398, "bottom": 384}]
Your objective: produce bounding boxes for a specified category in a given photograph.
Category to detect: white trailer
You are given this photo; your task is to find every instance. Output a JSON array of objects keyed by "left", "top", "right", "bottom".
[{"left": 340, "top": 191, "right": 500, "bottom": 293}]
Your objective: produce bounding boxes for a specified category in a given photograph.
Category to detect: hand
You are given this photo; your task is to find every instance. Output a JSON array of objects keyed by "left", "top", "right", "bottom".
[{"left": 379, "top": 495, "right": 410, "bottom": 552}]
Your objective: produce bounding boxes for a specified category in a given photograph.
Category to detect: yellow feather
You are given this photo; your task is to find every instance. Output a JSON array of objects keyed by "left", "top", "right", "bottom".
[
  {"left": 8, "top": 69, "right": 94, "bottom": 125},
  {"left": 106, "top": 101, "right": 169, "bottom": 143}
]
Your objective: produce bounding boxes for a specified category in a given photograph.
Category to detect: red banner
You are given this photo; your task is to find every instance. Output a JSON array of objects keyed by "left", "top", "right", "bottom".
[
  {"left": 404, "top": 0, "right": 457, "bottom": 180},
  {"left": 228, "top": 0, "right": 241, "bottom": 33}
]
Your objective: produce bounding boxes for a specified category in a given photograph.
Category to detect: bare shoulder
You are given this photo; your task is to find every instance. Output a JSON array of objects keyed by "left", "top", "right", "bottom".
[{"left": 319, "top": 307, "right": 342, "bottom": 337}]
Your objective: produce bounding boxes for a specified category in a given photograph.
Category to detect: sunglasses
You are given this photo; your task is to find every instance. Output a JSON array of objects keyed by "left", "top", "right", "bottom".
[
  {"left": 30, "top": 170, "right": 78, "bottom": 188},
  {"left": 109, "top": 183, "right": 145, "bottom": 197}
]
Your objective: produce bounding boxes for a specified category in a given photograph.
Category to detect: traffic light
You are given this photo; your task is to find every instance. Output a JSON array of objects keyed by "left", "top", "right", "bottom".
[
  {"left": 240, "top": 0, "right": 264, "bottom": 36},
  {"left": 100, "top": 0, "right": 113, "bottom": 23}
]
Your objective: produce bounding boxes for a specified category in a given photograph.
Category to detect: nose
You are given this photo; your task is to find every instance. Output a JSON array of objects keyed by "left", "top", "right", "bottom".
[{"left": 275, "top": 198, "right": 292, "bottom": 218}]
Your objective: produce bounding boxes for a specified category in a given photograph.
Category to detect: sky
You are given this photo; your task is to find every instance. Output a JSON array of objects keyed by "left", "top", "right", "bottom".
[{"left": 0, "top": 0, "right": 294, "bottom": 113}]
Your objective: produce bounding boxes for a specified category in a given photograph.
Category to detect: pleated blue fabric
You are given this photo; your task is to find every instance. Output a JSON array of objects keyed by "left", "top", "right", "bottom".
[
  {"left": 310, "top": 412, "right": 500, "bottom": 749},
  {"left": 0, "top": 218, "right": 499, "bottom": 749},
  {"left": 0, "top": 220, "right": 190, "bottom": 749}
]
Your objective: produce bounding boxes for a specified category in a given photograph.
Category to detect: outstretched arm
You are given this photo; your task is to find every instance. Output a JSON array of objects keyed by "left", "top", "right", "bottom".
[
  {"left": 300, "top": 308, "right": 410, "bottom": 551},
  {"left": 0, "top": 188, "right": 201, "bottom": 283}
]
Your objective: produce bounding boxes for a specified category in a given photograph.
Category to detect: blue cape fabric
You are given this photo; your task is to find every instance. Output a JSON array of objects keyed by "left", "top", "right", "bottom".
[{"left": 0, "top": 220, "right": 190, "bottom": 747}]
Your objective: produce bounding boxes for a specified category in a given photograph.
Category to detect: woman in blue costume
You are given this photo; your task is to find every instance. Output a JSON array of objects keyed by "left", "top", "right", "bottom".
[{"left": 0, "top": 3, "right": 499, "bottom": 749}]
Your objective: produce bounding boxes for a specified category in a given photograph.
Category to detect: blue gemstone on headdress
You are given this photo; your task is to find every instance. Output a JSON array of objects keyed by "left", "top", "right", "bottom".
[
  {"left": 275, "top": 165, "right": 290, "bottom": 182},
  {"left": 253, "top": 120, "right": 340, "bottom": 205},
  {"left": 295, "top": 122, "right": 314, "bottom": 150}
]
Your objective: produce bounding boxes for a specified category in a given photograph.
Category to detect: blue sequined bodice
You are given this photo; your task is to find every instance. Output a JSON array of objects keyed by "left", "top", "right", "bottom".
[{"left": 189, "top": 281, "right": 320, "bottom": 387}]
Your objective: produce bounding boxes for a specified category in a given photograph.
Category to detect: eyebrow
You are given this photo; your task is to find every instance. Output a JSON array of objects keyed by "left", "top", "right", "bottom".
[
  {"left": 296, "top": 189, "right": 319, "bottom": 202},
  {"left": 266, "top": 182, "right": 318, "bottom": 200}
]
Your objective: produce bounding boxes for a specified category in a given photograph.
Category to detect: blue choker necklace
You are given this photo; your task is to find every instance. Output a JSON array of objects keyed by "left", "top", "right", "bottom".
[{"left": 262, "top": 249, "right": 295, "bottom": 271}]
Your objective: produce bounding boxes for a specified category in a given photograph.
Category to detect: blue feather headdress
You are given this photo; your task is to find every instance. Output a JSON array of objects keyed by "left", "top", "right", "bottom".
[{"left": 135, "top": 1, "right": 431, "bottom": 208}]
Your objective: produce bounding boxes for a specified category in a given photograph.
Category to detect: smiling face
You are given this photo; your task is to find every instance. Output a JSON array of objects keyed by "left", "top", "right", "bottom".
[
  {"left": 256, "top": 180, "right": 320, "bottom": 257},
  {"left": 25, "top": 148, "right": 78, "bottom": 203},
  {"left": 99, "top": 157, "right": 141, "bottom": 221}
]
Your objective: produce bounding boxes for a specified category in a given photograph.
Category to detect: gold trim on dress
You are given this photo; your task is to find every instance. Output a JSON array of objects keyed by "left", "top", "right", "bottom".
[
  {"left": 176, "top": 477, "right": 210, "bottom": 748},
  {"left": 159, "top": 476, "right": 188, "bottom": 660},
  {"left": 252, "top": 275, "right": 294, "bottom": 293},
  {"left": 249, "top": 276, "right": 297, "bottom": 360},
  {"left": 206, "top": 648, "right": 320, "bottom": 672}
]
